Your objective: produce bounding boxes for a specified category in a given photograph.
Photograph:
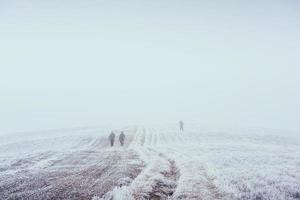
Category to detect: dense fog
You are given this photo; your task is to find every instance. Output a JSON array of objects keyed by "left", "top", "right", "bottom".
[{"left": 1, "top": 0, "right": 300, "bottom": 133}]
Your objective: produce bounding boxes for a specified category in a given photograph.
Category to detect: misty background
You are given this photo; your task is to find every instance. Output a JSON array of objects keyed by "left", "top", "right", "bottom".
[{"left": 0, "top": 0, "right": 300, "bottom": 134}]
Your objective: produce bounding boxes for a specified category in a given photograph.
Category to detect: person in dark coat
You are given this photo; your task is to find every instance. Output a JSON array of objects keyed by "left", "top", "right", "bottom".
[
  {"left": 179, "top": 120, "right": 184, "bottom": 131},
  {"left": 119, "top": 131, "right": 126, "bottom": 146},
  {"left": 109, "top": 131, "right": 116, "bottom": 147}
]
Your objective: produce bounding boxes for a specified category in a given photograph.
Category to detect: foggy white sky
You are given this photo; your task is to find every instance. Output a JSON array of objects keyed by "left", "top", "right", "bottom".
[{"left": 1, "top": 0, "right": 300, "bottom": 133}]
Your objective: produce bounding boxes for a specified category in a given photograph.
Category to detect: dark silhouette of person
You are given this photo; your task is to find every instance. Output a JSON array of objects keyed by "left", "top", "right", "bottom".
[
  {"left": 179, "top": 120, "right": 184, "bottom": 131},
  {"left": 109, "top": 131, "right": 116, "bottom": 147},
  {"left": 119, "top": 131, "right": 126, "bottom": 146}
]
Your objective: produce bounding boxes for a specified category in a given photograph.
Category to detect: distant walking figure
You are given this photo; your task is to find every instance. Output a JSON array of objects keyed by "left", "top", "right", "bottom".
[
  {"left": 109, "top": 132, "right": 116, "bottom": 147},
  {"left": 179, "top": 120, "right": 184, "bottom": 131},
  {"left": 119, "top": 131, "right": 126, "bottom": 146}
]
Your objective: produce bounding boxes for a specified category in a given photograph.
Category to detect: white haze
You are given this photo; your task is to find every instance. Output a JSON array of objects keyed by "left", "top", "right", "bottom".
[{"left": 0, "top": 0, "right": 300, "bottom": 133}]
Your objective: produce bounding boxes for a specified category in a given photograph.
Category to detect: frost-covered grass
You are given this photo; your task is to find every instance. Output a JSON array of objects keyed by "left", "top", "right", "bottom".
[
  {"left": 193, "top": 129, "right": 300, "bottom": 200},
  {"left": 0, "top": 125, "right": 299, "bottom": 199}
]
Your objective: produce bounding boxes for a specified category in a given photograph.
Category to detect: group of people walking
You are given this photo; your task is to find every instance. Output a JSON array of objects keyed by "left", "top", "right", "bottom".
[
  {"left": 108, "top": 121, "right": 184, "bottom": 147},
  {"left": 109, "top": 131, "right": 126, "bottom": 147}
]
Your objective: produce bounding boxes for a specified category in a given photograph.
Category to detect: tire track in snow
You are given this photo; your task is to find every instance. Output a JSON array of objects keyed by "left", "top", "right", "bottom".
[
  {"left": 129, "top": 128, "right": 180, "bottom": 200},
  {"left": 147, "top": 151, "right": 180, "bottom": 199}
]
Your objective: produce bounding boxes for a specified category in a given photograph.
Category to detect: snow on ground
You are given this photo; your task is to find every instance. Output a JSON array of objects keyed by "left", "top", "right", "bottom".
[{"left": 0, "top": 125, "right": 299, "bottom": 199}]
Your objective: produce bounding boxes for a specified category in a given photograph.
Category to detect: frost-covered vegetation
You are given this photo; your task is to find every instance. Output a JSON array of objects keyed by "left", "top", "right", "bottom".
[{"left": 0, "top": 126, "right": 299, "bottom": 199}]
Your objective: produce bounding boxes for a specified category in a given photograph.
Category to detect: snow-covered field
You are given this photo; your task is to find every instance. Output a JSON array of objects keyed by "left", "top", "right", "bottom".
[{"left": 0, "top": 125, "right": 299, "bottom": 200}]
